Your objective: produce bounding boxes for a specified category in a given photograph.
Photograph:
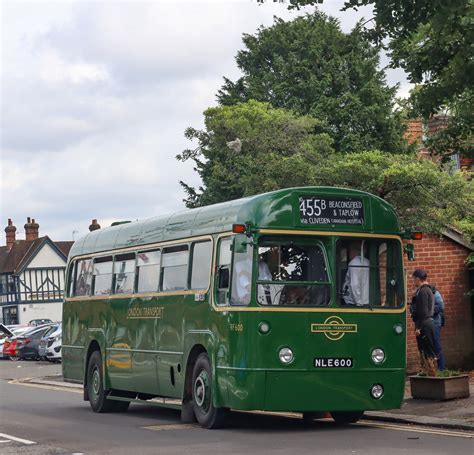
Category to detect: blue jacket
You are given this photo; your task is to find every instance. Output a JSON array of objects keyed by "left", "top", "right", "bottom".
[{"left": 432, "top": 289, "right": 445, "bottom": 328}]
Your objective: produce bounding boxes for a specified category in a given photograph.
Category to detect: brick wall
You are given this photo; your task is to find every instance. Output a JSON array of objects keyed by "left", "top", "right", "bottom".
[{"left": 404, "top": 234, "right": 473, "bottom": 372}]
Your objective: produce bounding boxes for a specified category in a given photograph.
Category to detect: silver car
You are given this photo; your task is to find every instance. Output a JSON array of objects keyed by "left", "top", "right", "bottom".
[{"left": 38, "top": 324, "right": 61, "bottom": 360}]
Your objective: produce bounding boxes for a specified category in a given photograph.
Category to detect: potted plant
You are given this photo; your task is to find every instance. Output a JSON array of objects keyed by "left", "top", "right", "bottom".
[{"left": 409, "top": 358, "right": 471, "bottom": 400}]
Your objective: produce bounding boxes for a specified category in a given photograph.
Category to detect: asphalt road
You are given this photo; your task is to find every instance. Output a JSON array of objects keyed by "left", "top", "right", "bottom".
[{"left": 0, "top": 361, "right": 472, "bottom": 454}]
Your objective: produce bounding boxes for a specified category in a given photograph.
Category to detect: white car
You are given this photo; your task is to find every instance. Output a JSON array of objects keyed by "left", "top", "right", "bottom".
[{"left": 44, "top": 324, "right": 62, "bottom": 362}]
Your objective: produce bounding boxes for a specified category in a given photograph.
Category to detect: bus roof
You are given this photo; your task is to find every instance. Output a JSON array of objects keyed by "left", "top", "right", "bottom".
[{"left": 69, "top": 187, "right": 400, "bottom": 258}]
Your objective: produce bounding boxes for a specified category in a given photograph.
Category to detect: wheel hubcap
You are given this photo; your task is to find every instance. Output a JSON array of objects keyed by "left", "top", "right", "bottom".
[
  {"left": 194, "top": 370, "right": 210, "bottom": 412},
  {"left": 91, "top": 367, "right": 100, "bottom": 398}
]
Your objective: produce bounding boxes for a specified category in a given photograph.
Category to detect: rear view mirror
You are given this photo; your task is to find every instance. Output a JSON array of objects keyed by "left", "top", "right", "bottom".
[
  {"left": 233, "top": 234, "right": 249, "bottom": 254},
  {"left": 404, "top": 243, "right": 415, "bottom": 261}
]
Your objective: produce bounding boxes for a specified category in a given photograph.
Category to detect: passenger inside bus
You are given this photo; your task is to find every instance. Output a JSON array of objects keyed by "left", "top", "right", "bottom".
[
  {"left": 257, "top": 243, "right": 330, "bottom": 306},
  {"left": 342, "top": 241, "right": 370, "bottom": 306}
]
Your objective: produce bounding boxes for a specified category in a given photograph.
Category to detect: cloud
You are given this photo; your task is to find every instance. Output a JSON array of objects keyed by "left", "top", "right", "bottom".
[{"left": 1, "top": 0, "right": 410, "bottom": 242}]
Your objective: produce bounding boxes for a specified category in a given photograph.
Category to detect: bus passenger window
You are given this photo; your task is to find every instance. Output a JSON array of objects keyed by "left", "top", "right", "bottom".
[
  {"left": 191, "top": 241, "right": 212, "bottom": 290},
  {"left": 216, "top": 238, "right": 231, "bottom": 305},
  {"left": 114, "top": 253, "right": 135, "bottom": 294},
  {"left": 136, "top": 250, "right": 161, "bottom": 293},
  {"left": 75, "top": 259, "right": 92, "bottom": 297},
  {"left": 231, "top": 241, "right": 253, "bottom": 306},
  {"left": 161, "top": 245, "right": 189, "bottom": 291},
  {"left": 92, "top": 256, "right": 113, "bottom": 296}
]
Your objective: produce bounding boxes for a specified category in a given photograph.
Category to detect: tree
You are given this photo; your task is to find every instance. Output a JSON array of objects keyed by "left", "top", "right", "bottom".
[
  {"left": 311, "top": 150, "right": 474, "bottom": 236},
  {"left": 178, "top": 101, "right": 473, "bottom": 238},
  {"left": 259, "top": 1, "right": 473, "bottom": 158},
  {"left": 176, "top": 100, "right": 334, "bottom": 208},
  {"left": 218, "top": 11, "right": 409, "bottom": 154}
]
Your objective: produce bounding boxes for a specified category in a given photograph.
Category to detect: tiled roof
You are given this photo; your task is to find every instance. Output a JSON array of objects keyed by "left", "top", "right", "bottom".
[{"left": 0, "top": 237, "right": 74, "bottom": 274}]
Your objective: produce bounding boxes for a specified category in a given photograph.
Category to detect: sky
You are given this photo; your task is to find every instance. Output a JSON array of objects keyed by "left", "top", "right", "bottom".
[{"left": 0, "top": 0, "right": 410, "bottom": 242}]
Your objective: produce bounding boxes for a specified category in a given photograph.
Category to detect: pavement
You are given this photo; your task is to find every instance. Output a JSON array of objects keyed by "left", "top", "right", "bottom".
[{"left": 14, "top": 369, "right": 474, "bottom": 433}]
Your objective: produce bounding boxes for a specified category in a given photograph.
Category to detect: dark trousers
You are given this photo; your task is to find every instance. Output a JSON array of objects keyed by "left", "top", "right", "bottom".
[
  {"left": 433, "top": 324, "right": 445, "bottom": 370},
  {"left": 416, "top": 319, "right": 437, "bottom": 359}
]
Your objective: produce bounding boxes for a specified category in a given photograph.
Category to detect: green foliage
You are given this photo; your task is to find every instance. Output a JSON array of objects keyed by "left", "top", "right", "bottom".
[
  {"left": 418, "top": 369, "right": 463, "bottom": 378},
  {"left": 263, "top": 0, "right": 473, "bottom": 158},
  {"left": 176, "top": 100, "right": 334, "bottom": 208},
  {"left": 217, "top": 11, "right": 410, "bottom": 154},
  {"left": 178, "top": 101, "right": 473, "bottom": 240},
  {"left": 310, "top": 150, "right": 474, "bottom": 235}
]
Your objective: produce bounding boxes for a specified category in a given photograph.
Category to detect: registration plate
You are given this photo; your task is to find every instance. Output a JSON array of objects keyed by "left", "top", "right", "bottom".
[{"left": 314, "top": 357, "right": 353, "bottom": 368}]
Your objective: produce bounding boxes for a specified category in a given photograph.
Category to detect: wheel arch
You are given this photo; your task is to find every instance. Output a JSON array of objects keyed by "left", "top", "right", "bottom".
[{"left": 83, "top": 340, "right": 101, "bottom": 401}]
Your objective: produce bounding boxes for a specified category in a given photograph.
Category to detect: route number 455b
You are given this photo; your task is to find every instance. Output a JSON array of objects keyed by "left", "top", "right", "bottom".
[{"left": 299, "top": 198, "right": 327, "bottom": 217}]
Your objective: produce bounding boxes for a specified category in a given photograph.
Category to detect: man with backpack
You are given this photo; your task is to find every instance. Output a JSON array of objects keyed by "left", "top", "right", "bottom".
[{"left": 410, "top": 269, "right": 437, "bottom": 375}]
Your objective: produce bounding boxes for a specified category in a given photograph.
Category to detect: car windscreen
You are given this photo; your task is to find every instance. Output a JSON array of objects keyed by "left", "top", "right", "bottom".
[{"left": 0, "top": 324, "right": 14, "bottom": 338}]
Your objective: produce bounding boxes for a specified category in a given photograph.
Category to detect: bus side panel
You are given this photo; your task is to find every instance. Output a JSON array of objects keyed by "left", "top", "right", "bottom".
[
  {"left": 105, "top": 297, "right": 133, "bottom": 390},
  {"left": 155, "top": 294, "right": 186, "bottom": 398},
  {"left": 62, "top": 300, "right": 86, "bottom": 383},
  {"left": 211, "top": 311, "right": 267, "bottom": 410},
  {"left": 130, "top": 295, "right": 160, "bottom": 395}
]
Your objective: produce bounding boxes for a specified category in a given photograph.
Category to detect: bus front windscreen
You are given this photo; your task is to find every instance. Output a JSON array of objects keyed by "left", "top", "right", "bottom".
[{"left": 256, "top": 240, "right": 330, "bottom": 306}]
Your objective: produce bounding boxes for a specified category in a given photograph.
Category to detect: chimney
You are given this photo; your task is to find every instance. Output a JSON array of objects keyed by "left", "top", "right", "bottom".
[
  {"left": 89, "top": 219, "right": 101, "bottom": 232},
  {"left": 5, "top": 219, "right": 17, "bottom": 251},
  {"left": 24, "top": 217, "right": 39, "bottom": 241}
]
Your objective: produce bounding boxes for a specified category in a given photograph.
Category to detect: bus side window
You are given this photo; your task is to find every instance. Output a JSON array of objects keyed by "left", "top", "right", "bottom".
[
  {"left": 161, "top": 245, "right": 189, "bottom": 291},
  {"left": 75, "top": 258, "right": 92, "bottom": 297},
  {"left": 92, "top": 256, "right": 113, "bottom": 296},
  {"left": 190, "top": 241, "right": 212, "bottom": 290},
  {"left": 216, "top": 238, "right": 231, "bottom": 305},
  {"left": 114, "top": 253, "right": 136, "bottom": 294},
  {"left": 136, "top": 250, "right": 161, "bottom": 293},
  {"left": 67, "top": 261, "right": 76, "bottom": 298}
]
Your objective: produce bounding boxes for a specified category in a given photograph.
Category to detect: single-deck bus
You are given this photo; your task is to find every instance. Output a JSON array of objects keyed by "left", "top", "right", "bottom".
[{"left": 63, "top": 187, "right": 407, "bottom": 428}]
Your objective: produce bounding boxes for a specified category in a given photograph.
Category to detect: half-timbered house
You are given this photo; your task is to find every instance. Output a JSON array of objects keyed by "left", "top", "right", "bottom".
[{"left": 0, "top": 218, "right": 73, "bottom": 324}]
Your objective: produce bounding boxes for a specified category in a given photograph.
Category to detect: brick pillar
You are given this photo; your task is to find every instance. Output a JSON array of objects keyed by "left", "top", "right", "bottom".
[
  {"left": 24, "top": 217, "right": 39, "bottom": 241},
  {"left": 4, "top": 219, "right": 17, "bottom": 251}
]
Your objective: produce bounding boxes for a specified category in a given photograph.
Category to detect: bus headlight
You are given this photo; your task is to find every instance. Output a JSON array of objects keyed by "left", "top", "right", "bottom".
[
  {"left": 371, "top": 348, "right": 385, "bottom": 364},
  {"left": 370, "top": 384, "right": 384, "bottom": 399},
  {"left": 279, "top": 347, "right": 294, "bottom": 364}
]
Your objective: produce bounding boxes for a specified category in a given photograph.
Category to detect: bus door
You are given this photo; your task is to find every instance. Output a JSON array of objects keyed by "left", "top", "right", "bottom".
[
  {"left": 105, "top": 254, "right": 134, "bottom": 390},
  {"left": 155, "top": 245, "right": 189, "bottom": 398},
  {"left": 132, "top": 249, "right": 161, "bottom": 395}
]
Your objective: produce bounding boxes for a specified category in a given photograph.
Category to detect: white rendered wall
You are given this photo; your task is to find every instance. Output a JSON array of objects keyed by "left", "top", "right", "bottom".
[
  {"left": 27, "top": 243, "right": 66, "bottom": 268},
  {"left": 18, "top": 301, "right": 63, "bottom": 324}
]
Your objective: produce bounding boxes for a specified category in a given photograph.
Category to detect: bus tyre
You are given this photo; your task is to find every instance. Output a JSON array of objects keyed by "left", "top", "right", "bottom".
[
  {"left": 87, "top": 351, "right": 115, "bottom": 413},
  {"left": 192, "top": 353, "right": 228, "bottom": 429},
  {"left": 330, "top": 411, "right": 364, "bottom": 424}
]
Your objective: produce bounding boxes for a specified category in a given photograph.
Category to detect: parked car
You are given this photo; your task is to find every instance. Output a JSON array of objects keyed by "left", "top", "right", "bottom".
[
  {"left": 15, "top": 325, "right": 53, "bottom": 360},
  {"left": 28, "top": 318, "right": 53, "bottom": 327},
  {"left": 46, "top": 324, "right": 62, "bottom": 362},
  {"left": 0, "top": 324, "right": 14, "bottom": 359},
  {"left": 38, "top": 323, "right": 61, "bottom": 361},
  {"left": 1, "top": 325, "right": 30, "bottom": 360}
]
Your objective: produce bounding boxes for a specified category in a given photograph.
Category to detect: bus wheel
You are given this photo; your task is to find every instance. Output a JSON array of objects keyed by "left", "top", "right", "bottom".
[
  {"left": 192, "top": 353, "right": 228, "bottom": 429},
  {"left": 330, "top": 411, "right": 364, "bottom": 424},
  {"left": 87, "top": 351, "right": 115, "bottom": 413}
]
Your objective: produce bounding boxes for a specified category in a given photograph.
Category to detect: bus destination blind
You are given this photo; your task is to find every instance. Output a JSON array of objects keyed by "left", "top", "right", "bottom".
[{"left": 298, "top": 196, "right": 364, "bottom": 226}]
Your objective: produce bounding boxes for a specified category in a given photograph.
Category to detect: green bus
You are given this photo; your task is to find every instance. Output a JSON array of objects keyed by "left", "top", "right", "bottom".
[{"left": 63, "top": 187, "right": 408, "bottom": 428}]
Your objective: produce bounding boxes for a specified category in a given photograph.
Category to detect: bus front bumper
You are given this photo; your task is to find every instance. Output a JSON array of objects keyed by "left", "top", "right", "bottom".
[{"left": 222, "top": 368, "right": 405, "bottom": 412}]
